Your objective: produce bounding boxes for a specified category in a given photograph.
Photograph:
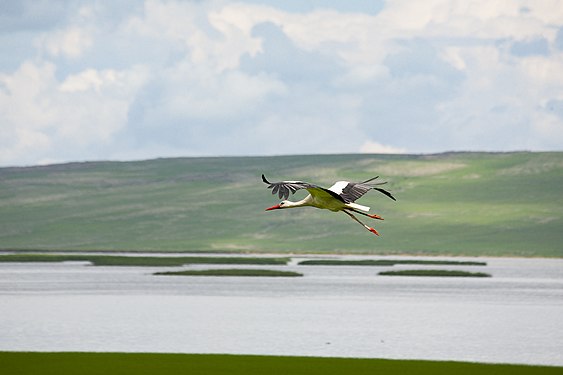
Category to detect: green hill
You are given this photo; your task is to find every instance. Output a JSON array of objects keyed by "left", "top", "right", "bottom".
[{"left": 1, "top": 152, "right": 562, "bottom": 257}]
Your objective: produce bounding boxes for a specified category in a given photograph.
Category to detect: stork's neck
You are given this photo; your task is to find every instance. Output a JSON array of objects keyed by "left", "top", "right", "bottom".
[{"left": 285, "top": 195, "right": 313, "bottom": 208}]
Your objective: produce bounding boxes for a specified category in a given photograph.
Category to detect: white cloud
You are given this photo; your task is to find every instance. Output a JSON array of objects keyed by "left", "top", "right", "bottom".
[
  {"left": 360, "top": 141, "right": 407, "bottom": 154},
  {"left": 37, "top": 26, "right": 92, "bottom": 58},
  {"left": 521, "top": 55, "right": 563, "bottom": 86},
  {"left": 0, "top": 60, "right": 147, "bottom": 165},
  {"left": 1, "top": 0, "right": 563, "bottom": 166},
  {"left": 0, "top": 128, "right": 52, "bottom": 165},
  {"left": 124, "top": 0, "right": 262, "bottom": 72},
  {"left": 60, "top": 69, "right": 114, "bottom": 92},
  {"left": 166, "top": 70, "right": 286, "bottom": 120},
  {"left": 0, "top": 61, "right": 58, "bottom": 130},
  {"left": 532, "top": 111, "right": 563, "bottom": 147}
]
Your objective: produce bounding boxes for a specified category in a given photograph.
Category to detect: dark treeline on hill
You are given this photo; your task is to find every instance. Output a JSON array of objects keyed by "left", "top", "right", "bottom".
[{"left": 1, "top": 152, "right": 562, "bottom": 257}]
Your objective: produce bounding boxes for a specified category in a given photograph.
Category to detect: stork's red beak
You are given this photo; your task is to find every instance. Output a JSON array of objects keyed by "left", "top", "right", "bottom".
[{"left": 265, "top": 204, "right": 281, "bottom": 211}]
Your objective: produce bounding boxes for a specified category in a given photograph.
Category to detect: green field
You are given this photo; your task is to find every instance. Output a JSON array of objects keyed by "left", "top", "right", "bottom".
[
  {"left": 1, "top": 152, "right": 562, "bottom": 256},
  {"left": 1, "top": 352, "right": 560, "bottom": 375}
]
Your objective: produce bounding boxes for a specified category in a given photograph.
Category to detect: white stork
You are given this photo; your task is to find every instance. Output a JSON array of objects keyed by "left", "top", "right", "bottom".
[{"left": 262, "top": 174, "right": 396, "bottom": 236}]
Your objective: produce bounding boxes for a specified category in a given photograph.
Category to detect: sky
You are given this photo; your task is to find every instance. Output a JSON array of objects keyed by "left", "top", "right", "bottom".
[{"left": 1, "top": 0, "right": 563, "bottom": 166}]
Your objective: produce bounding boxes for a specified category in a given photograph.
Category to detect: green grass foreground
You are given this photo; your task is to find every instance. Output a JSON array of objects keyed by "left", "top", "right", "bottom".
[
  {"left": 154, "top": 268, "right": 303, "bottom": 277},
  {"left": 1, "top": 352, "right": 560, "bottom": 375},
  {"left": 0, "top": 254, "right": 289, "bottom": 267},
  {"left": 298, "top": 259, "right": 487, "bottom": 266},
  {"left": 379, "top": 269, "right": 492, "bottom": 277}
]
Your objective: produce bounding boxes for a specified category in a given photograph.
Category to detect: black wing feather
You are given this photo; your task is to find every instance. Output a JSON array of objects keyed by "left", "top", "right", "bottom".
[
  {"left": 262, "top": 174, "right": 316, "bottom": 200},
  {"left": 337, "top": 176, "right": 396, "bottom": 202},
  {"left": 374, "top": 187, "right": 396, "bottom": 201}
]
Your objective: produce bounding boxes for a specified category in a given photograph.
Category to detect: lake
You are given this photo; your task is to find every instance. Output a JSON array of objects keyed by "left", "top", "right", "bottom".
[{"left": 0, "top": 254, "right": 562, "bottom": 366}]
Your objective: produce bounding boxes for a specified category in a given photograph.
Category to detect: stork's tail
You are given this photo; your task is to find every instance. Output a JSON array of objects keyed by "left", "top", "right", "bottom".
[{"left": 346, "top": 202, "right": 370, "bottom": 212}]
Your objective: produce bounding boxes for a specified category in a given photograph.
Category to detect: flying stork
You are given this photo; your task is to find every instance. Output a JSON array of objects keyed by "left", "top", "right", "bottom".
[{"left": 262, "top": 174, "right": 396, "bottom": 236}]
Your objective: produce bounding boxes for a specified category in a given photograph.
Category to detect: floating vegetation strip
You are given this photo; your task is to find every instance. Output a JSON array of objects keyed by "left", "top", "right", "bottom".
[
  {"left": 0, "top": 254, "right": 289, "bottom": 267},
  {"left": 154, "top": 269, "right": 303, "bottom": 277},
  {"left": 378, "top": 269, "right": 492, "bottom": 277},
  {"left": 298, "top": 259, "right": 487, "bottom": 266}
]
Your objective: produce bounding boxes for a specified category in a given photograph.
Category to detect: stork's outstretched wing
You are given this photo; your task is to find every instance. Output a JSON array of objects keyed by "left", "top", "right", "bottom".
[
  {"left": 330, "top": 176, "right": 396, "bottom": 202},
  {"left": 261, "top": 174, "right": 319, "bottom": 200}
]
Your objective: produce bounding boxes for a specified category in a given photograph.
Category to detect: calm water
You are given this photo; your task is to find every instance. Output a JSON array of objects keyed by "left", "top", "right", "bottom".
[{"left": 0, "top": 254, "right": 562, "bottom": 366}]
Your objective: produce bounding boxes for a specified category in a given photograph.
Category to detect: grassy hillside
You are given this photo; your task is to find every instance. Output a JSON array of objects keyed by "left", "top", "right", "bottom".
[{"left": 1, "top": 152, "right": 562, "bottom": 256}]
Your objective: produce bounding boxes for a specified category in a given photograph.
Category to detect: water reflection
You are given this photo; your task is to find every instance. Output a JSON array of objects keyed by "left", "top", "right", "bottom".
[{"left": 0, "top": 255, "right": 562, "bottom": 365}]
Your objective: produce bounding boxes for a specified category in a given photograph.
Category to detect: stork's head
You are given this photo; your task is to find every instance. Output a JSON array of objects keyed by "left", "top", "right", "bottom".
[{"left": 265, "top": 200, "right": 290, "bottom": 211}]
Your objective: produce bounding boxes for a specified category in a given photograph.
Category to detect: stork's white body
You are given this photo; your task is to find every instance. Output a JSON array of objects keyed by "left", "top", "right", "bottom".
[{"left": 284, "top": 191, "right": 370, "bottom": 212}]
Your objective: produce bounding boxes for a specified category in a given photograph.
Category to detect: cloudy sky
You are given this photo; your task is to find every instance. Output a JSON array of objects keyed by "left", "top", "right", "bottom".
[{"left": 1, "top": 0, "right": 563, "bottom": 166}]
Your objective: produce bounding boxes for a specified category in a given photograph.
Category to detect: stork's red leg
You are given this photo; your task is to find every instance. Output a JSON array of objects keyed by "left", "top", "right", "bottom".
[
  {"left": 347, "top": 208, "right": 384, "bottom": 220},
  {"left": 343, "top": 210, "right": 380, "bottom": 236},
  {"left": 368, "top": 214, "right": 384, "bottom": 220},
  {"left": 368, "top": 227, "right": 380, "bottom": 235}
]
